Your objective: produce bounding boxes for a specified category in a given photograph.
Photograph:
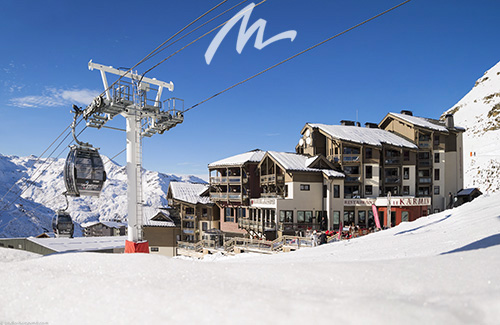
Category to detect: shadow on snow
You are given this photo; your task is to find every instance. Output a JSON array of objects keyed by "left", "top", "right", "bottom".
[{"left": 394, "top": 214, "right": 452, "bottom": 236}]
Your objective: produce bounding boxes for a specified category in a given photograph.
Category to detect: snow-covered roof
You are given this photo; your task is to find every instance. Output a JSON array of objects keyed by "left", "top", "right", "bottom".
[
  {"left": 81, "top": 221, "right": 126, "bottom": 229},
  {"left": 309, "top": 123, "right": 418, "bottom": 149},
  {"left": 143, "top": 211, "right": 177, "bottom": 227},
  {"left": 388, "top": 113, "right": 449, "bottom": 132},
  {"left": 322, "top": 169, "right": 345, "bottom": 178},
  {"left": 27, "top": 236, "right": 126, "bottom": 253},
  {"left": 267, "top": 151, "right": 341, "bottom": 174},
  {"left": 169, "top": 181, "right": 211, "bottom": 205},
  {"left": 208, "top": 150, "right": 265, "bottom": 168}
]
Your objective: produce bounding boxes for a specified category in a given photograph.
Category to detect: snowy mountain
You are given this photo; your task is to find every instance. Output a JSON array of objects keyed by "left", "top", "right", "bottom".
[
  {"left": 0, "top": 153, "right": 206, "bottom": 238},
  {"left": 2, "top": 193, "right": 499, "bottom": 324},
  {"left": 441, "top": 61, "right": 500, "bottom": 192}
]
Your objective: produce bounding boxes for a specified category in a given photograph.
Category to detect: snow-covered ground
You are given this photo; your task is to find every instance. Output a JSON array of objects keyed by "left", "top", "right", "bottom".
[{"left": 1, "top": 193, "right": 499, "bottom": 324}]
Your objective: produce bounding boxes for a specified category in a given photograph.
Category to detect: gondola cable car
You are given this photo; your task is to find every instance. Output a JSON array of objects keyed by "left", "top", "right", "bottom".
[
  {"left": 63, "top": 105, "right": 107, "bottom": 197},
  {"left": 52, "top": 193, "right": 74, "bottom": 238}
]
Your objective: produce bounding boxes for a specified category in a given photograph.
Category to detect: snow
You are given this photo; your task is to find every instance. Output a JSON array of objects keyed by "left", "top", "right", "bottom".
[
  {"left": 441, "top": 60, "right": 500, "bottom": 192},
  {"left": 168, "top": 181, "right": 211, "bottom": 205},
  {"left": 267, "top": 151, "right": 335, "bottom": 172},
  {"left": 27, "top": 235, "right": 126, "bottom": 253},
  {"left": 309, "top": 123, "right": 418, "bottom": 148},
  {"left": 388, "top": 113, "right": 450, "bottom": 132},
  {"left": 208, "top": 149, "right": 265, "bottom": 167},
  {"left": 1, "top": 193, "right": 499, "bottom": 324}
]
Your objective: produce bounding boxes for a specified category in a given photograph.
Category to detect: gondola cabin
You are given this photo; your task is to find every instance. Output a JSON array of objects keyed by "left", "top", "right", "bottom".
[
  {"left": 52, "top": 210, "right": 74, "bottom": 238},
  {"left": 64, "top": 146, "right": 106, "bottom": 197}
]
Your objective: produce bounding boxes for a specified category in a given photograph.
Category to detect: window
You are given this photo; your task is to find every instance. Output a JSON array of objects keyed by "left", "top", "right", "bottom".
[
  {"left": 300, "top": 184, "right": 310, "bottom": 191},
  {"left": 418, "top": 187, "right": 430, "bottom": 196},
  {"left": 333, "top": 185, "right": 340, "bottom": 198},
  {"left": 403, "top": 167, "right": 410, "bottom": 180},
  {"left": 225, "top": 208, "right": 234, "bottom": 223},
  {"left": 358, "top": 211, "right": 366, "bottom": 227},
  {"left": 434, "top": 152, "right": 440, "bottom": 163},
  {"left": 280, "top": 210, "right": 293, "bottom": 223},
  {"left": 151, "top": 247, "right": 159, "bottom": 252},
  {"left": 333, "top": 211, "right": 340, "bottom": 228},
  {"left": 343, "top": 211, "right": 355, "bottom": 226},
  {"left": 401, "top": 211, "right": 409, "bottom": 222},
  {"left": 343, "top": 146, "right": 360, "bottom": 155},
  {"left": 297, "top": 211, "right": 305, "bottom": 223},
  {"left": 365, "top": 166, "right": 372, "bottom": 179},
  {"left": 305, "top": 211, "right": 313, "bottom": 223},
  {"left": 365, "top": 185, "right": 373, "bottom": 196},
  {"left": 434, "top": 135, "right": 440, "bottom": 146},
  {"left": 434, "top": 186, "right": 440, "bottom": 195},
  {"left": 202, "top": 208, "right": 208, "bottom": 217},
  {"left": 403, "top": 150, "right": 410, "bottom": 161},
  {"left": 344, "top": 166, "right": 360, "bottom": 174},
  {"left": 284, "top": 184, "right": 289, "bottom": 197},
  {"left": 323, "top": 185, "right": 327, "bottom": 198},
  {"left": 403, "top": 186, "right": 410, "bottom": 195},
  {"left": 365, "top": 148, "right": 372, "bottom": 159},
  {"left": 335, "top": 147, "right": 339, "bottom": 155},
  {"left": 344, "top": 185, "right": 359, "bottom": 198},
  {"left": 185, "top": 207, "right": 195, "bottom": 215},
  {"left": 434, "top": 168, "right": 440, "bottom": 181}
]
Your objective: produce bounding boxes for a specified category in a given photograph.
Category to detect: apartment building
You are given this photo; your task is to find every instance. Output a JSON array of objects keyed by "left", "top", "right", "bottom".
[
  {"left": 296, "top": 110, "right": 464, "bottom": 216},
  {"left": 208, "top": 149, "right": 265, "bottom": 236},
  {"left": 167, "top": 181, "right": 219, "bottom": 243}
]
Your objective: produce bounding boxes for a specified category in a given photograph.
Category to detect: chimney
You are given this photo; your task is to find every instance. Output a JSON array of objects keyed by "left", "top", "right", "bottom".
[
  {"left": 400, "top": 110, "right": 413, "bottom": 116},
  {"left": 340, "top": 120, "right": 355, "bottom": 126},
  {"left": 356, "top": 122, "right": 361, "bottom": 127},
  {"left": 445, "top": 114, "right": 454, "bottom": 129},
  {"left": 365, "top": 122, "right": 379, "bottom": 129}
]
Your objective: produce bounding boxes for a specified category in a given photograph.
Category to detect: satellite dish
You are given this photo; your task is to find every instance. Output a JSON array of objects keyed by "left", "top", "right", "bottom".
[
  {"left": 305, "top": 129, "right": 311, "bottom": 137},
  {"left": 306, "top": 137, "right": 312, "bottom": 145},
  {"left": 299, "top": 138, "right": 304, "bottom": 146}
]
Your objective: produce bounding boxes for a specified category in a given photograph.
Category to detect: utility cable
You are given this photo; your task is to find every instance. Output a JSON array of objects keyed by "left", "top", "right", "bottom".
[{"left": 183, "top": 0, "right": 412, "bottom": 113}]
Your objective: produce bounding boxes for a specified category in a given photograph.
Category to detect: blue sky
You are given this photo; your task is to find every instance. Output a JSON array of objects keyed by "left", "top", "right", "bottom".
[{"left": 1, "top": 0, "right": 500, "bottom": 180}]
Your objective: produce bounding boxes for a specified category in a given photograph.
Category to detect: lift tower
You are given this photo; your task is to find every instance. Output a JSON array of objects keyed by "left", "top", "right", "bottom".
[{"left": 83, "top": 60, "right": 184, "bottom": 253}]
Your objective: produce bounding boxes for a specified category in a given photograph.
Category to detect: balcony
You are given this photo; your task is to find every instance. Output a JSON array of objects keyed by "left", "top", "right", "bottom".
[
  {"left": 278, "top": 222, "right": 320, "bottom": 232},
  {"left": 384, "top": 158, "right": 400, "bottom": 165},
  {"left": 183, "top": 215, "right": 195, "bottom": 220},
  {"left": 182, "top": 229, "right": 195, "bottom": 234},
  {"left": 345, "top": 176, "right": 360, "bottom": 183},
  {"left": 419, "top": 177, "right": 432, "bottom": 184},
  {"left": 260, "top": 175, "right": 284, "bottom": 184},
  {"left": 419, "top": 160, "right": 432, "bottom": 167},
  {"left": 238, "top": 218, "right": 276, "bottom": 232},
  {"left": 343, "top": 155, "right": 360, "bottom": 162},
  {"left": 210, "top": 176, "right": 227, "bottom": 184},
  {"left": 210, "top": 192, "right": 245, "bottom": 201},
  {"left": 419, "top": 142, "right": 431, "bottom": 149},
  {"left": 385, "top": 177, "right": 401, "bottom": 184}
]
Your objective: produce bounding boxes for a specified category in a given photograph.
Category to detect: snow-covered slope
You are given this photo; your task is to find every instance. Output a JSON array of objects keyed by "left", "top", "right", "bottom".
[
  {"left": 0, "top": 153, "right": 205, "bottom": 238},
  {"left": 1, "top": 194, "right": 499, "bottom": 324},
  {"left": 442, "top": 61, "right": 500, "bottom": 192}
]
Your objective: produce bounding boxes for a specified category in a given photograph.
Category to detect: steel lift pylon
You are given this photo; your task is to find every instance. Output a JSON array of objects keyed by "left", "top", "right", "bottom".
[{"left": 83, "top": 60, "right": 184, "bottom": 253}]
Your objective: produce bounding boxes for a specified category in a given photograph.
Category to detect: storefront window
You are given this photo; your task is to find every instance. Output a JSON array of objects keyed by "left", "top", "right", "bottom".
[
  {"left": 333, "top": 211, "right": 340, "bottom": 229},
  {"left": 297, "top": 211, "right": 305, "bottom": 223},
  {"left": 305, "top": 211, "right": 313, "bottom": 223},
  {"left": 358, "top": 211, "right": 366, "bottom": 227},
  {"left": 401, "top": 211, "right": 409, "bottom": 222}
]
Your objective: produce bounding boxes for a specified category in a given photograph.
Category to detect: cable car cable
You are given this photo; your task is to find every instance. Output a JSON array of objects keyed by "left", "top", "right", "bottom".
[
  {"left": 94, "top": 0, "right": 231, "bottom": 101},
  {"left": 183, "top": 0, "right": 412, "bottom": 114},
  {"left": 141, "top": 0, "right": 267, "bottom": 78}
]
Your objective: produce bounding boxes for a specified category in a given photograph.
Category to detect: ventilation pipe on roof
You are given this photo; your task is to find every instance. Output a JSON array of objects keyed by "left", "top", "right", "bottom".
[
  {"left": 340, "top": 120, "right": 355, "bottom": 126},
  {"left": 365, "top": 122, "right": 379, "bottom": 129},
  {"left": 400, "top": 110, "right": 413, "bottom": 116},
  {"left": 445, "top": 114, "right": 454, "bottom": 129}
]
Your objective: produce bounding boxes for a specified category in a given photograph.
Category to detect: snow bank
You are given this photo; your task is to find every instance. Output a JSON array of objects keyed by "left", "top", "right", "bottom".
[{"left": 1, "top": 194, "right": 499, "bottom": 324}]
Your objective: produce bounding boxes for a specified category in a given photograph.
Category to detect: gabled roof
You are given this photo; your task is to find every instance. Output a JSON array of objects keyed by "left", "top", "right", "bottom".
[
  {"left": 265, "top": 152, "right": 343, "bottom": 177},
  {"left": 168, "top": 181, "right": 211, "bottom": 205},
  {"left": 144, "top": 210, "right": 178, "bottom": 227},
  {"left": 208, "top": 149, "right": 265, "bottom": 168},
  {"left": 384, "top": 113, "right": 449, "bottom": 132},
  {"left": 308, "top": 123, "right": 418, "bottom": 149}
]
